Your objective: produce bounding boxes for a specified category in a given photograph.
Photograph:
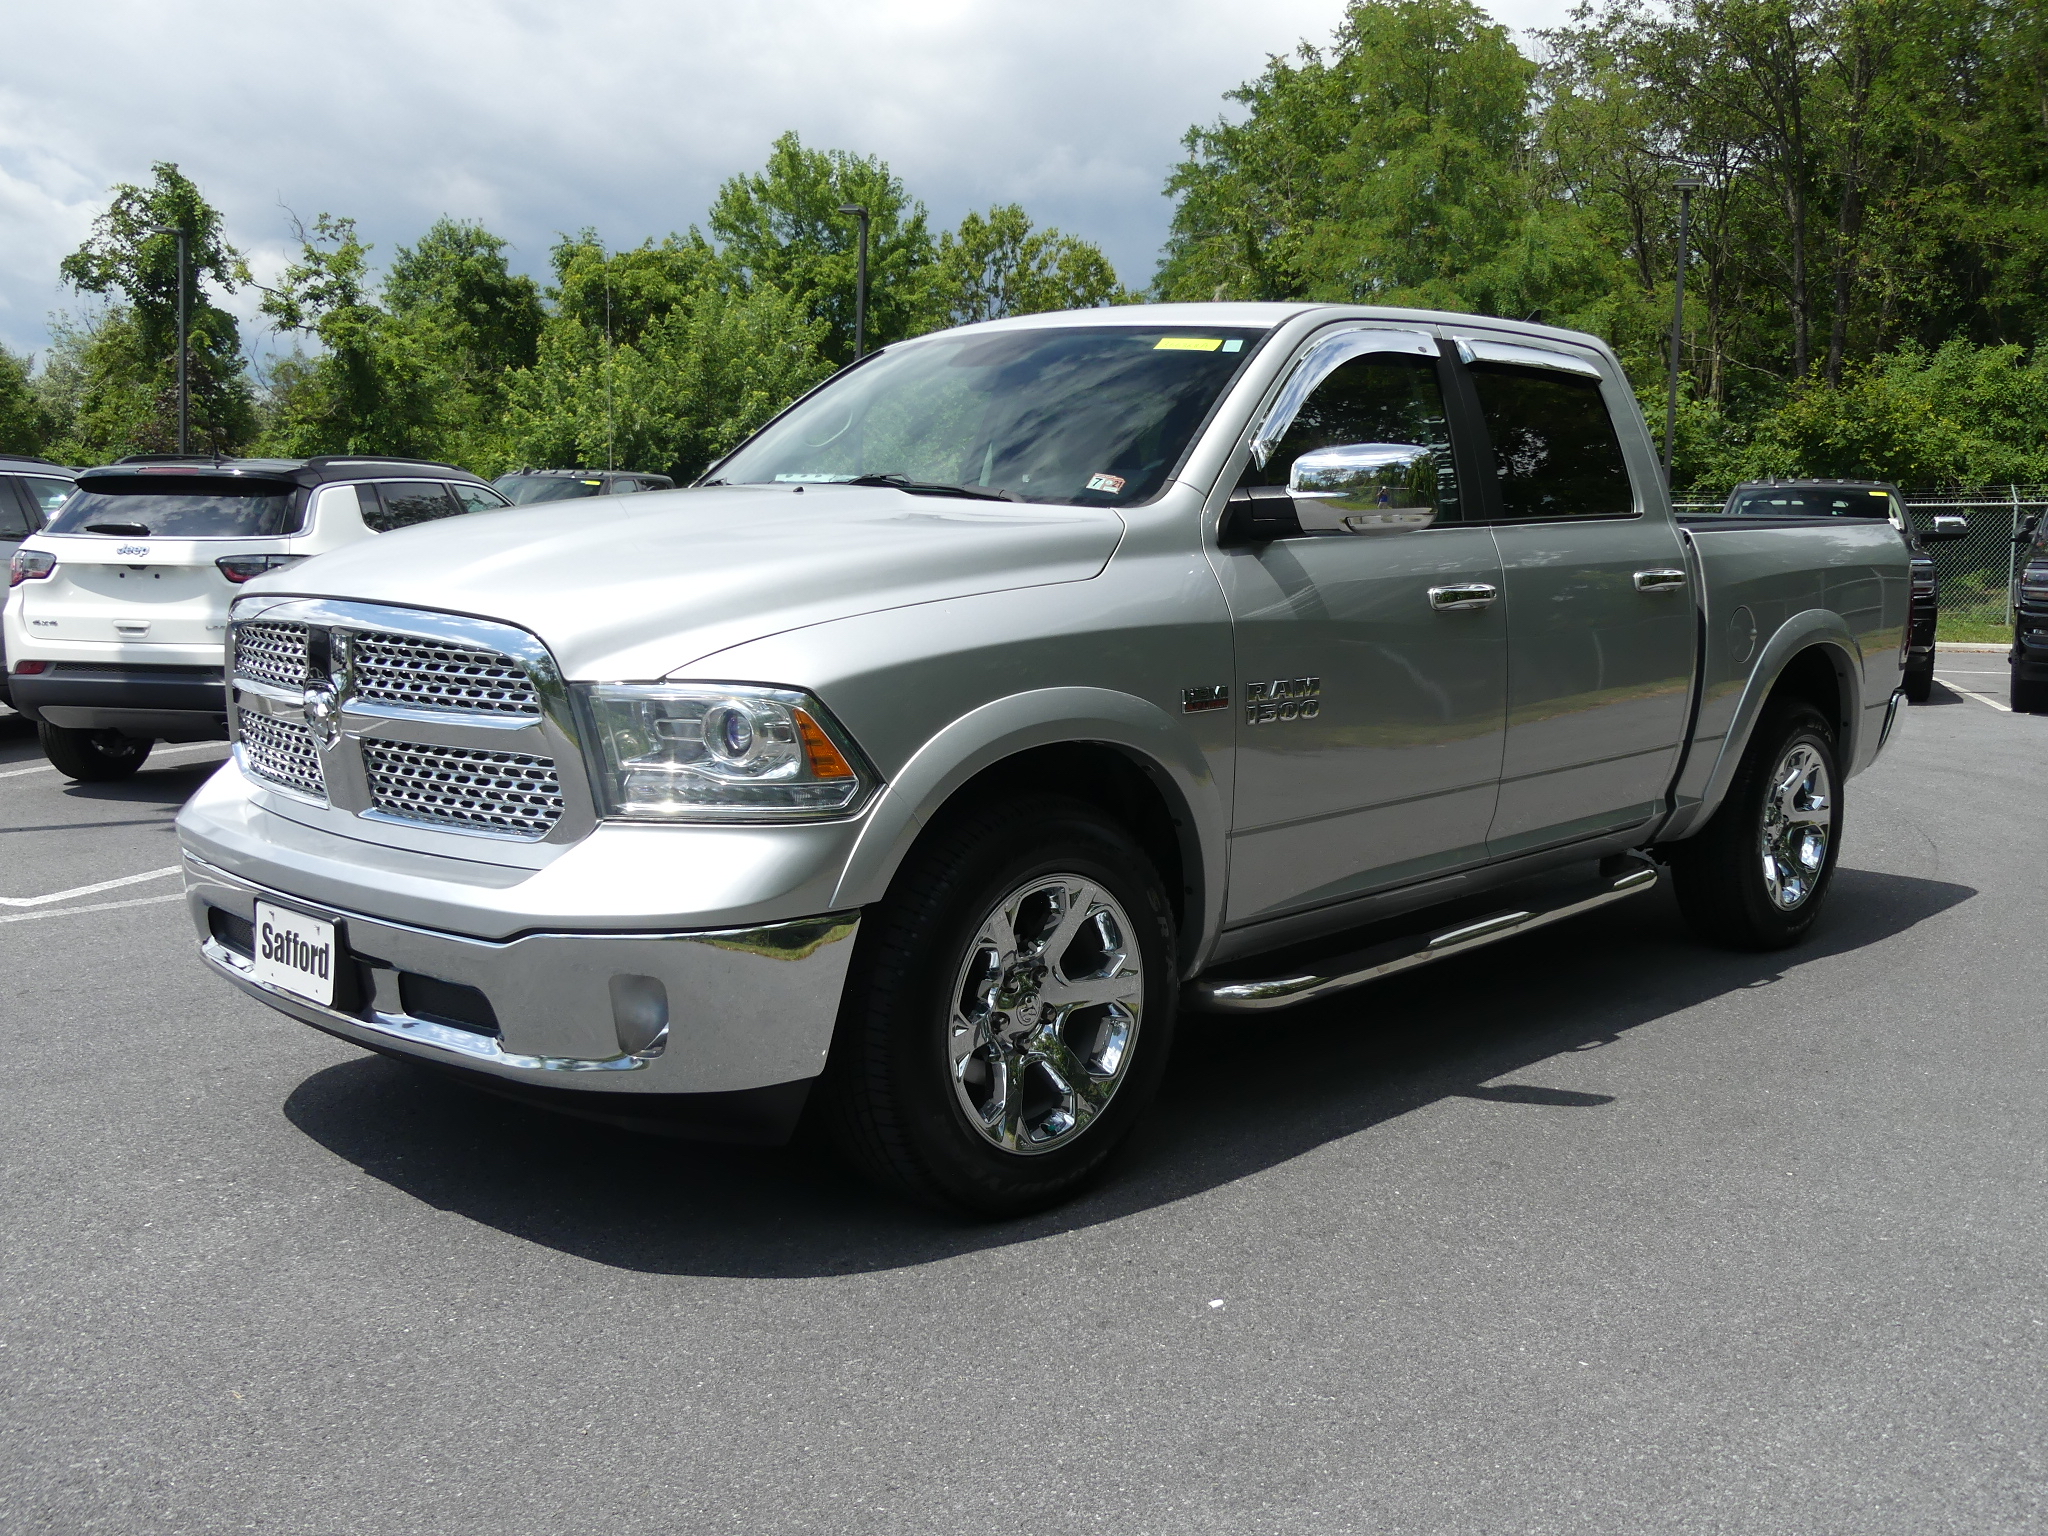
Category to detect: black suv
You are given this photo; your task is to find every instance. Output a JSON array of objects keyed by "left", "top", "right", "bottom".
[
  {"left": 492, "top": 468, "right": 675, "bottom": 503},
  {"left": 1723, "top": 480, "right": 1967, "bottom": 702},
  {"left": 2012, "top": 511, "right": 2048, "bottom": 713},
  {"left": 0, "top": 454, "right": 79, "bottom": 709}
]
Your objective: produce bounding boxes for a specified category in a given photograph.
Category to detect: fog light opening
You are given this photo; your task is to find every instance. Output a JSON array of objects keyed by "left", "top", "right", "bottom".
[{"left": 609, "top": 974, "right": 670, "bottom": 1057}]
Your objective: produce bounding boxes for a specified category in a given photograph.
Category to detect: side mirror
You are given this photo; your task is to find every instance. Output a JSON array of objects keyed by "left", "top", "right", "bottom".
[
  {"left": 1922, "top": 513, "right": 1970, "bottom": 542},
  {"left": 2015, "top": 512, "right": 2043, "bottom": 545},
  {"left": 1288, "top": 442, "right": 1439, "bottom": 534}
]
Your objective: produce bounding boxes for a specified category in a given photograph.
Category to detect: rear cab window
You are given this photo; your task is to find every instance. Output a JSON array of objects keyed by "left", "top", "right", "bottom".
[
  {"left": 44, "top": 474, "right": 303, "bottom": 538},
  {"left": 1466, "top": 364, "right": 1634, "bottom": 522}
]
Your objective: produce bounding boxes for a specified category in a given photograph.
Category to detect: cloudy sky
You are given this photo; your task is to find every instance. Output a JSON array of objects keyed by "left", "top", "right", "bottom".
[{"left": 0, "top": 0, "right": 1577, "bottom": 362}]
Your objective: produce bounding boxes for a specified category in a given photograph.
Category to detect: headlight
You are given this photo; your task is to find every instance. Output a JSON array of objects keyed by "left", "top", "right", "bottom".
[{"left": 577, "top": 683, "right": 877, "bottom": 821}]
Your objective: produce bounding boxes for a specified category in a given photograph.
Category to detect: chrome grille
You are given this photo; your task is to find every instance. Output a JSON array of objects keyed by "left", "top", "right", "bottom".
[
  {"left": 350, "top": 631, "right": 540, "bottom": 717},
  {"left": 234, "top": 622, "right": 310, "bottom": 689},
  {"left": 238, "top": 712, "right": 325, "bottom": 799},
  {"left": 361, "top": 739, "right": 563, "bottom": 838}
]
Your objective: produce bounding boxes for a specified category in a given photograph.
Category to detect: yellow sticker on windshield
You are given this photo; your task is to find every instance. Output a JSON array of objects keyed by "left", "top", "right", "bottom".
[{"left": 1155, "top": 337, "right": 1223, "bottom": 351}]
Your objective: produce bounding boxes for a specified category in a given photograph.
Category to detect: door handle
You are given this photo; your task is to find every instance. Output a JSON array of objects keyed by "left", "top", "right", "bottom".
[
  {"left": 1634, "top": 568, "right": 1688, "bottom": 593},
  {"left": 1428, "top": 583, "right": 1498, "bottom": 611}
]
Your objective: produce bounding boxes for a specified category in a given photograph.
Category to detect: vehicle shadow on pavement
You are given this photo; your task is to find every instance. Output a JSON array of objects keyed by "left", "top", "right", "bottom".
[{"left": 281, "top": 865, "right": 1975, "bottom": 1277}]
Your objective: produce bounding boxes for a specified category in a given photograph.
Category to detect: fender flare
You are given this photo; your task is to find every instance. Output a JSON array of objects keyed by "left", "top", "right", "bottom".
[
  {"left": 1680, "top": 608, "right": 1865, "bottom": 838},
  {"left": 827, "top": 687, "right": 1229, "bottom": 976}
]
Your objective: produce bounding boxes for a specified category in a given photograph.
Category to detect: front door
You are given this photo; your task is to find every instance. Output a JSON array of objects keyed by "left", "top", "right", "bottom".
[
  {"left": 1213, "top": 332, "right": 1508, "bottom": 928},
  {"left": 1453, "top": 343, "right": 1695, "bottom": 854}
]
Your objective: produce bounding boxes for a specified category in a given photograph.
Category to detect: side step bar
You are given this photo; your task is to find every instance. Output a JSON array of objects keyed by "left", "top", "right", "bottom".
[{"left": 1189, "top": 857, "right": 1661, "bottom": 1014}]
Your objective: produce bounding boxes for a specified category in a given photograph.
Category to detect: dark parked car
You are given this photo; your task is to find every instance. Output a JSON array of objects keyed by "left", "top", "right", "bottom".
[
  {"left": 1, "top": 454, "right": 79, "bottom": 709},
  {"left": 1722, "top": 480, "right": 1965, "bottom": 702},
  {"left": 2012, "top": 511, "right": 2048, "bottom": 713},
  {"left": 492, "top": 469, "right": 675, "bottom": 504}
]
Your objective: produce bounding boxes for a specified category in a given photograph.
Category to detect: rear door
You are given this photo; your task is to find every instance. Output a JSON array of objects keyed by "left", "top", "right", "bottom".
[
  {"left": 1449, "top": 339, "right": 1694, "bottom": 855},
  {"left": 1216, "top": 329, "right": 1508, "bottom": 925}
]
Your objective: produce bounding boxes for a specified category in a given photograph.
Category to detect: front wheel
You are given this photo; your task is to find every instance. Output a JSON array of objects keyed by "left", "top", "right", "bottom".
[
  {"left": 1667, "top": 700, "right": 1841, "bottom": 950},
  {"left": 1902, "top": 657, "right": 1933, "bottom": 703},
  {"left": 2011, "top": 669, "right": 2048, "bottom": 714},
  {"left": 817, "top": 795, "right": 1177, "bottom": 1217},
  {"left": 38, "top": 723, "right": 152, "bottom": 782}
]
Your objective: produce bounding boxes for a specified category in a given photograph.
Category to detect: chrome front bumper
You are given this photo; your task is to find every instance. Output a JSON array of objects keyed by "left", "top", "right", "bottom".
[{"left": 184, "top": 852, "right": 859, "bottom": 1105}]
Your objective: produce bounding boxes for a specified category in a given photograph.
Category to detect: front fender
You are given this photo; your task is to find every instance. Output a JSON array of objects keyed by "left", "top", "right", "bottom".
[
  {"left": 1667, "top": 608, "right": 1866, "bottom": 842},
  {"left": 827, "top": 686, "right": 1230, "bottom": 977}
]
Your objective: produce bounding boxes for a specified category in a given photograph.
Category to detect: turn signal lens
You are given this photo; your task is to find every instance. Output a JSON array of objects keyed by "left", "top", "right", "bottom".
[
  {"left": 9, "top": 549, "right": 55, "bottom": 586},
  {"left": 577, "top": 683, "right": 876, "bottom": 822}
]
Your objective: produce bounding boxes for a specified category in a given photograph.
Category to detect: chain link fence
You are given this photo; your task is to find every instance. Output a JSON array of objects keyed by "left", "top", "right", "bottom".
[{"left": 1675, "top": 485, "right": 2046, "bottom": 642}]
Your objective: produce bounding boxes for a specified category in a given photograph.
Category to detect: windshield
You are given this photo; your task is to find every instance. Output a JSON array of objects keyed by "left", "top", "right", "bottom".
[
  {"left": 45, "top": 476, "right": 302, "bottom": 538},
  {"left": 495, "top": 474, "right": 606, "bottom": 504},
  {"left": 1727, "top": 487, "right": 1893, "bottom": 518},
  {"left": 711, "top": 326, "right": 1266, "bottom": 506}
]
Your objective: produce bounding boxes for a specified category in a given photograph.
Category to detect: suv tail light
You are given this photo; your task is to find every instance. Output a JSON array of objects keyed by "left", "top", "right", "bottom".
[
  {"left": 9, "top": 549, "right": 55, "bottom": 586},
  {"left": 216, "top": 554, "right": 304, "bottom": 584}
]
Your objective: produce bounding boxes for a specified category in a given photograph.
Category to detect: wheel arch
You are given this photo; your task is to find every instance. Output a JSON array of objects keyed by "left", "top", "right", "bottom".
[
  {"left": 1675, "top": 611, "right": 1865, "bottom": 841},
  {"left": 828, "top": 688, "right": 1228, "bottom": 977}
]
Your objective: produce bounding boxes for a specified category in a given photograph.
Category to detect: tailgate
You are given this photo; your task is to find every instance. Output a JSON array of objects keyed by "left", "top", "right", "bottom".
[{"left": 17, "top": 538, "right": 246, "bottom": 647}]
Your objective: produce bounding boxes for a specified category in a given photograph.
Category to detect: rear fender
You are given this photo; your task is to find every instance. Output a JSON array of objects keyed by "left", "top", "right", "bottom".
[
  {"left": 1667, "top": 609, "right": 1864, "bottom": 842},
  {"left": 827, "top": 687, "right": 1228, "bottom": 977}
]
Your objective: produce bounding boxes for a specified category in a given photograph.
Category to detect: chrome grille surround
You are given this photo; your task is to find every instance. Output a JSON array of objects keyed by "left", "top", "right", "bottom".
[
  {"left": 224, "top": 597, "right": 594, "bottom": 849},
  {"left": 351, "top": 631, "right": 540, "bottom": 717},
  {"left": 237, "top": 711, "right": 325, "bottom": 799},
  {"left": 361, "top": 739, "right": 564, "bottom": 837},
  {"left": 233, "top": 621, "right": 310, "bottom": 689}
]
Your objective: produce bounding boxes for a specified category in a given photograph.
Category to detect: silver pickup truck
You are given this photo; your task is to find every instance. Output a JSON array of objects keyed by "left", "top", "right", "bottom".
[{"left": 177, "top": 304, "right": 1910, "bottom": 1215}]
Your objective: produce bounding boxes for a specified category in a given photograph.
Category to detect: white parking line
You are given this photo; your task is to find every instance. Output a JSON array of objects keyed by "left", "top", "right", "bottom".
[
  {"left": 1941, "top": 680, "right": 2012, "bottom": 713},
  {"left": 0, "top": 892, "right": 185, "bottom": 925},
  {"left": 0, "top": 866, "right": 181, "bottom": 907},
  {"left": 0, "top": 742, "right": 229, "bottom": 780}
]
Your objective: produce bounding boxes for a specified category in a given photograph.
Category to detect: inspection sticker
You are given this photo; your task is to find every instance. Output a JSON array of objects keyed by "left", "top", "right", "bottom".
[
  {"left": 252, "top": 901, "right": 338, "bottom": 1007},
  {"left": 1086, "top": 473, "right": 1127, "bottom": 494},
  {"left": 1154, "top": 336, "right": 1223, "bottom": 351}
]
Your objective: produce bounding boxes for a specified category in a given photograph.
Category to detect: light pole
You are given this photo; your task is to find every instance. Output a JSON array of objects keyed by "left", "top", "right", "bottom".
[
  {"left": 150, "top": 224, "right": 190, "bottom": 453},
  {"left": 837, "top": 203, "right": 870, "bottom": 360},
  {"left": 1662, "top": 178, "right": 1706, "bottom": 488}
]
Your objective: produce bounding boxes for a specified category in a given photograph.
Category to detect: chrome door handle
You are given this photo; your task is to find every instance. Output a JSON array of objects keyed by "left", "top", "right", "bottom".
[
  {"left": 1428, "top": 583, "right": 1498, "bottom": 612},
  {"left": 1634, "top": 568, "right": 1688, "bottom": 593}
]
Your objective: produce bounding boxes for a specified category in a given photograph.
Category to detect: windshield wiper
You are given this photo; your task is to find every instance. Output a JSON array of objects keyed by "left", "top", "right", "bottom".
[
  {"left": 845, "top": 473, "right": 1019, "bottom": 503},
  {"left": 86, "top": 522, "right": 151, "bottom": 536}
]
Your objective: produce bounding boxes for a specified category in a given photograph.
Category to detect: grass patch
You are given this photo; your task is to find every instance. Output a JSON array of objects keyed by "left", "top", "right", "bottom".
[{"left": 1936, "top": 613, "right": 2012, "bottom": 644}]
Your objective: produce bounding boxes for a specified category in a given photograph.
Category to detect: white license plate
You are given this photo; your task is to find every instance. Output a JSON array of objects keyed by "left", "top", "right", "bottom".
[{"left": 251, "top": 901, "right": 339, "bottom": 1007}]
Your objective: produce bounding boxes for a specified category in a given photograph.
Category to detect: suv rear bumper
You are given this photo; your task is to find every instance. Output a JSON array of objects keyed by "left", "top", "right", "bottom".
[
  {"left": 181, "top": 851, "right": 859, "bottom": 1140},
  {"left": 11, "top": 664, "right": 228, "bottom": 739}
]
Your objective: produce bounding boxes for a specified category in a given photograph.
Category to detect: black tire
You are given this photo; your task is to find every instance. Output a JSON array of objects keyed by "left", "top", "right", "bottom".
[
  {"left": 37, "top": 722, "right": 152, "bottom": 782},
  {"left": 1666, "top": 700, "right": 1841, "bottom": 951},
  {"left": 2011, "top": 670, "right": 2048, "bottom": 714},
  {"left": 817, "top": 794, "right": 1178, "bottom": 1218},
  {"left": 1902, "top": 659, "right": 1933, "bottom": 703}
]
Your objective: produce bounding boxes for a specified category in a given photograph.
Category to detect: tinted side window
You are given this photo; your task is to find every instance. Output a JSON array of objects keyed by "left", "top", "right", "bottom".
[
  {"left": 0, "top": 479, "right": 30, "bottom": 537},
  {"left": 1469, "top": 366, "right": 1634, "bottom": 521},
  {"left": 18, "top": 475, "right": 74, "bottom": 523},
  {"left": 451, "top": 483, "right": 509, "bottom": 514},
  {"left": 365, "top": 481, "right": 463, "bottom": 532},
  {"left": 1241, "top": 353, "right": 1462, "bottom": 522},
  {"left": 611, "top": 480, "right": 639, "bottom": 495}
]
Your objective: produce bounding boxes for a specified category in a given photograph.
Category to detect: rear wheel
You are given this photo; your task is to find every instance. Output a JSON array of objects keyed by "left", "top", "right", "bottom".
[
  {"left": 1902, "top": 656, "right": 1933, "bottom": 703},
  {"left": 38, "top": 723, "right": 152, "bottom": 782},
  {"left": 1667, "top": 700, "right": 1840, "bottom": 950},
  {"left": 818, "top": 795, "right": 1177, "bottom": 1217},
  {"left": 2011, "top": 668, "right": 2048, "bottom": 714}
]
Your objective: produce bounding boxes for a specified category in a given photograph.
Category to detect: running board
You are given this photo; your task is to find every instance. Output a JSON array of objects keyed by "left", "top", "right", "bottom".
[{"left": 1189, "top": 857, "right": 1660, "bottom": 1014}]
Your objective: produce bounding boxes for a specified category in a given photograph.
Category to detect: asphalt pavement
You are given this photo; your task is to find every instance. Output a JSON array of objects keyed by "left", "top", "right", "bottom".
[{"left": 1, "top": 672, "right": 2042, "bottom": 1534}]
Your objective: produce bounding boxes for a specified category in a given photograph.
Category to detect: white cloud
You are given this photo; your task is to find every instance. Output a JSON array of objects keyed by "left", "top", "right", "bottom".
[{"left": 0, "top": 0, "right": 1579, "bottom": 357}]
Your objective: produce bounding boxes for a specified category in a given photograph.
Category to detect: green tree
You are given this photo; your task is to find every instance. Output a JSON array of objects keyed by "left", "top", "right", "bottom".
[
  {"left": 58, "top": 161, "right": 255, "bottom": 454},
  {"left": 549, "top": 229, "right": 722, "bottom": 344},
  {"left": 931, "top": 205, "right": 1125, "bottom": 325},
  {"left": 0, "top": 346, "right": 52, "bottom": 455},
  {"left": 709, "top": 132, "right": 936, "bottom": 362}
]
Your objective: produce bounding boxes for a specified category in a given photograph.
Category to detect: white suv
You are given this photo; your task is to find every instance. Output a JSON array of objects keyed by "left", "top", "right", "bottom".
[{"left": 4, "top": 455, "right": 509, "bottom": 779}]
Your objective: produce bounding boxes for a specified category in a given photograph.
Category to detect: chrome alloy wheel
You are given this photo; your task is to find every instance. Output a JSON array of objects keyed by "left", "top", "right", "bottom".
[
  {"left": 947, "top": 875, "right": 1145, "bottom": 1155},
  {"left": 1759, "top": 742, "right": 1832, "bottom": 910}
]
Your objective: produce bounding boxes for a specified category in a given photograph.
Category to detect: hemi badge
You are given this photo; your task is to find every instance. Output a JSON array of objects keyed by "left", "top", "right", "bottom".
[{"left": 1182, "top": 685, "right": 1230, "bottom": 713}]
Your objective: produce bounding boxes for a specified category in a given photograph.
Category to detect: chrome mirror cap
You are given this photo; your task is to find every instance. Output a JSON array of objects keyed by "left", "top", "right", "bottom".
[{"left": 1288, "top": 442, "right": 1439, "bottom": 535}]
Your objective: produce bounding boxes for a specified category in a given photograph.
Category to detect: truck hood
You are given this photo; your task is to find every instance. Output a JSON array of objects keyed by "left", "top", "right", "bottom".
[{"left": 246, "top": 483, "right": 1125, "bottom": 679}]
